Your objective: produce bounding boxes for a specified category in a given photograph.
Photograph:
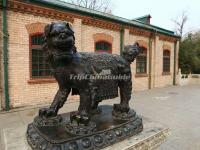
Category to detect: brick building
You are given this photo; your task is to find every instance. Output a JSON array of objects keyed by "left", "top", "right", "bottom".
[{"left": 0, "top": 0, "right": 180, "bottom": 110}]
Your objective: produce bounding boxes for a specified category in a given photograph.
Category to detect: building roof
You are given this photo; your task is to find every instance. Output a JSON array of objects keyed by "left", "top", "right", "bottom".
[
  {"left": 135, "top": 14, "right": 152, "bottom": 20},
  {"left": 134, "top": 14, "right": 151, "bottom": 24},
  {"left": 24, "top": 0, "right": 179, "bottom": 38}
]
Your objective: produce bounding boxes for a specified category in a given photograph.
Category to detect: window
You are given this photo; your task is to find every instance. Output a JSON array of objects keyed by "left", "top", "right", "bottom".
[
  {"left": 136, "top": 48, "right": 147, "bottom": 74},
  {"left": 30, "top": 34, "right": 51, "bottom": 78},
  {"left": 95, "top": 41, "right": 112, "bottom": 53},
  {"left": 163, "top": 50, "right": 170, "bottom": 73}
]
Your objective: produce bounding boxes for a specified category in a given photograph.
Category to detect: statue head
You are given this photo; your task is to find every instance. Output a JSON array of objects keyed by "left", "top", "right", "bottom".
[
  {"left": 43, "top": 22, "right": 77, "bottom": 65},
  {"left": 123, "top": 43, "right": 143, "bottom": 63}
]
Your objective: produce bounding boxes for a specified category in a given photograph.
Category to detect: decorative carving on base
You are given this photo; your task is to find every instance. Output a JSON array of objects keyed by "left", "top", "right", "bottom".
[
  {"left": 65, "top": 121, "right": 97, "bottom": 135},
  {"left": 27, "top": 105, "right": 143, "bottom": 150}
]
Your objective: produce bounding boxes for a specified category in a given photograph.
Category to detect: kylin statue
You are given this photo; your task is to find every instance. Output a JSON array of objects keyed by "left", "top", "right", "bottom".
[{"left": 26, "top": 22, "right": 143, "bottom": 150}]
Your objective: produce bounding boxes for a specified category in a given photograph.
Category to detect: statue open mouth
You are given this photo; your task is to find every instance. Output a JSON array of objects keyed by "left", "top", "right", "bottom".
[
  {"left": 53, "top": 51, "right": 74, "bottom": 61},
  {"left": 55, "top": 51, "right": 73, "bottom": 56},
  {"left": 57, "top": 42, "right": 72, "bottom": 49}
]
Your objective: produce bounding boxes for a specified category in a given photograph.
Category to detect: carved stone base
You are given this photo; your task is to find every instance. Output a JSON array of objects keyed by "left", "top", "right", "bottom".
[{"left": 26, "top": 105, "right": 143, "bottom": 150}]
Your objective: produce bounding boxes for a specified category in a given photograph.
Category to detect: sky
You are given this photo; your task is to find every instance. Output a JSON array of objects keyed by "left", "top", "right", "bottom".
[
  {"left": 111, "top": 0, "right": 200, "bottom": 35},
  {"left": 62, "top": 0, "right": 200, "bottom": 35}
]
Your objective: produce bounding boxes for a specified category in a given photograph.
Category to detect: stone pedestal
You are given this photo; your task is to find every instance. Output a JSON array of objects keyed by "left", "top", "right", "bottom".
[
  {"left": 1, "top": 116, "right": 170, "bottom": 150},
  {"left": 26, "top": 105, "right": 143, "bottom": 150}
]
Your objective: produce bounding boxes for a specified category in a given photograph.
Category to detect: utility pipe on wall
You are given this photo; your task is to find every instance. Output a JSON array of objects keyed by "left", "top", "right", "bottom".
[
  {"left": 173, "top": 40, "right": 177, "bottom": 85},
  {"left": 120, "top": 26, "right": 124, "bottom": 55},
  {"left": 2, "top": 0, "right": 10, "bottom": 111}
]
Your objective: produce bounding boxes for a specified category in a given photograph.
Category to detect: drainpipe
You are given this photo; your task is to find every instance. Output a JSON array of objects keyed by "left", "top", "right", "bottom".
[
  {"left": 173, "top": 40, "right": 177, "bottom": 85},
  {"left": 148, "top": 32, "right": 154, "bottom": 89},
  {"left": 120, "top": 26, "right": 124, "bottom": 55},
  {"left": 2, "top": 0, "right": 10, "bottom": 111}
]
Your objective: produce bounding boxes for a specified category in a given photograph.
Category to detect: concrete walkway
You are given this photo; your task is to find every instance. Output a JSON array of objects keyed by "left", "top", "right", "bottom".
[{"left": 0, "top": 84, "right": 200, "bottom": 150}]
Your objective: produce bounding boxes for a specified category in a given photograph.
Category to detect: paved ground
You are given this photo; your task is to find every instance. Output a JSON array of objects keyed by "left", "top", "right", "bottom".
[
  {"left": 0, "top": 84, "right": 200, "bottom": 150},
  {"left": 132, "top": 84, "right": 200, "bottom": 150}
]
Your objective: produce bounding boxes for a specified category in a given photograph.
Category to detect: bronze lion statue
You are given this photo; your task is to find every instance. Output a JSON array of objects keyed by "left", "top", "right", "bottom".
[{"left": 39, "top": 22, "right": 142, "bottom": 124}]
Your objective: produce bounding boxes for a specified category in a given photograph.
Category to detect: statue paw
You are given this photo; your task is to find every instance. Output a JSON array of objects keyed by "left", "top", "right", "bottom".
[
  {"left": 91, "top": 107, "right": 102, "bottom": 115},
  {"left": 113, "top": 104, "right": 135, "bottom": 120},
  {"left": 70, "top": 111, "right": 90, "bottom": 126},
  {"left": 39, "top": 108, "right": 57, "bottom": 118},
  {"left": 113, "top": 104, "right": 130, "bottom": 113}
]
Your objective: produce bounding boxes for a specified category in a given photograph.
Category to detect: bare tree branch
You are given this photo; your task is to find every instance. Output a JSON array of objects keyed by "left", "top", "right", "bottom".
[
  {"left": 63, "top": 0, "right": 113, "bottom": 14},
  {"left": 172, "top": 11, "right": 188, "bottom": 39}
]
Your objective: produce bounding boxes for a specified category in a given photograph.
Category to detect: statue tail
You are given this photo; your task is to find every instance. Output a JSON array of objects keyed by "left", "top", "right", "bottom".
[{"left": 122, "top": 42, "right": 143, "bottom": 63}]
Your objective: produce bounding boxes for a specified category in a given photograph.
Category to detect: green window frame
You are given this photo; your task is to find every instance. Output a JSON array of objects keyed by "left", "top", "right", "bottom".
[
  {"left": 163, "top": 50, "right": 170, "bottom": 73},
  {"left": 136, "top": 48, "right": 147, "bottom": 74},
  {"left": 30, "top": 34, "right": 51, "bottom": 78},
  {"left": 95, "top": 41, "right": 112, "bottom": 53}
]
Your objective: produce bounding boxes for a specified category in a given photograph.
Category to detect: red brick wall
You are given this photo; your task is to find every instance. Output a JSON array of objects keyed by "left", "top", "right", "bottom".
[{"left": 4, "top": 9, "right": 177, "bottom": 108}]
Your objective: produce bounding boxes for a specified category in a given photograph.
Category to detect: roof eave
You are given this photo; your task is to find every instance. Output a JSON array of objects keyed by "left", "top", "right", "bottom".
[{"left": 22, "top": 0, "right": 179, "bottom": 38}]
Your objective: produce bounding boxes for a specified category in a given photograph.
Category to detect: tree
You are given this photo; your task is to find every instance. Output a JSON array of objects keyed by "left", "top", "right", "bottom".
[
  {"left": 172, "top": 11, "right": 188, "bottom": 38},
  {"left": 179, "top": 32, "right": 200, "bottom": 74},
  {"left": 63, "top": 0, "right": 113, "bottom": 14}
]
